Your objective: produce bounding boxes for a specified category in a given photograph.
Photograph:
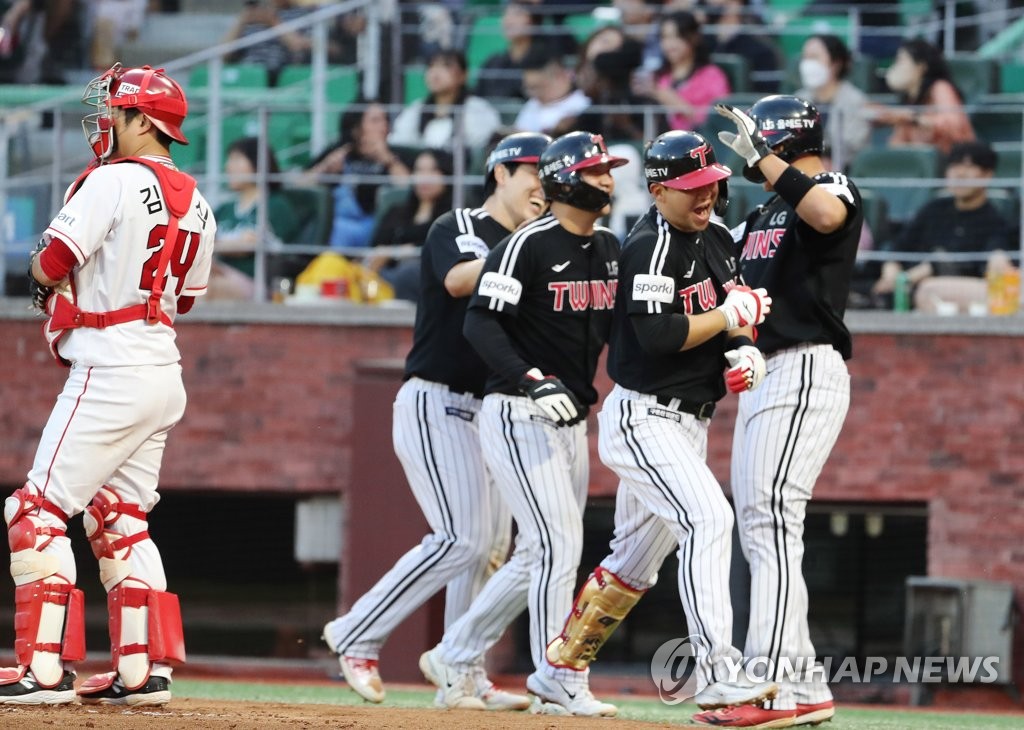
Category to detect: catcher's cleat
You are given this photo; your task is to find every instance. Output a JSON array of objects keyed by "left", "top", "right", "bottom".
[
  {"left": 0, "top": 668, "right": 76, "bottom": 705},
  {"left": 77, "top": 672, "right": 170, "bottom": 706},
  {"left": 470, "top": 666, "right": 530, "bottom": 711},
  {"left": 694, "top": 679, "right": 778, "bottom": 709},
  {"left": 419, "top": 648, "right": 485, "bottom": 710},
  {"left": 525, "top": 671, "right": 617, "bottom": 717},
  {"left": 338, "top": 656, "right": 385, "bottom": 703},
  {"left": 693, "top": 703, "right": 796, "bottom": 728},
  {"left": 795, "top": 700, "right": 834, "bottom": 725}
]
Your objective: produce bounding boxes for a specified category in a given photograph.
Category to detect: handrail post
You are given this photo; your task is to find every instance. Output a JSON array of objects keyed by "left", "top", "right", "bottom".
[
  {"left": 0, "top": 119, "right": 8, "bottom": 296},
  {"left": 254, "top": 106, "right": 270, "bottom": 304},
  {"left": 206, "top": 56, "right": 224, "bottom": 210},
  {"left": 311, "top": 20, "right": 329, "bottom": 156}
]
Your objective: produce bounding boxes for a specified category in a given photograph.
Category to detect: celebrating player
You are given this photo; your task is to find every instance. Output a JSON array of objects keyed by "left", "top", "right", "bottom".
[
  {"left": 419, "top": 132, "right": 625, "bottom": 716},
  {"left": 322, "top": 132, "right": 551, "bottom": 710},
  {"left": 693, "top": 96, "right": 862, "bottom": 727},
  {"left": 0, "top": 64, "right": 215, "bottom": 706},
  {"left": 532, "top": 130, "right": 777, "bottom": 713}
]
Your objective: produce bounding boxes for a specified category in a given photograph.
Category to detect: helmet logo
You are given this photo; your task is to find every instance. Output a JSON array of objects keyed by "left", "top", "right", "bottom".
[
  {"left": 760, "top": 118, "right": 816, "bottom": 131},
  {"left": 645, "top": 167, "right": 669, "bottom": 179},
  {"left": 490, "top": 146, "right": 522, "bottom": 164},
  {"left": 542, "top": 155, "right": 574, "bottom": 177},
  {"left": 116, "top": 81, "right": 141, "bottom": 96},
  {"left": 689, "top": 144, "right": 710, "bottom": 168}
]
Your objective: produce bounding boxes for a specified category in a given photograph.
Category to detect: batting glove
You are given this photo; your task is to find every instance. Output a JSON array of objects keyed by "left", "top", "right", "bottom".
[
  {"left": 715, "top": 103, "right": 773, "bottom": 168},
  {"left": 718, "top": 285, "right": 772, "bottom": 330},
  {"left": 518, "top": 368, "right": 584, "bottom": 427},
  {"left": 725, "top": 345, "right": 767, "bottom": 394}
]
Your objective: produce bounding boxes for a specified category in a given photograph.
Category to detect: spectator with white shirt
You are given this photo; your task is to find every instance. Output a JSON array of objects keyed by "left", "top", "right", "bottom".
[{"left": 514, "top": 47, "right": 590, "bottom": 135}]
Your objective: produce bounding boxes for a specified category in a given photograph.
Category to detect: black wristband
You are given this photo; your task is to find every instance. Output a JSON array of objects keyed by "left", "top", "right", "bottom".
[
  {"left": 772, "top": 165, "right": 816, "bottom": 209},
  {"left": 726, "top": 335, "right": 755, "bottom": 350}
]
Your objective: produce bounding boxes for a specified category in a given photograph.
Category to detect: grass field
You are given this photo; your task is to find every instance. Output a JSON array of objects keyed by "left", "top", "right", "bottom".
[{"left": 173, "top": 679, "right": 1024, "bottom": 729}]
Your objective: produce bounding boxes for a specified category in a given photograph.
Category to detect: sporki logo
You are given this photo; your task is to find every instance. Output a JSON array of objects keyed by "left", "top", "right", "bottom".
[{"left": 650, "top": 634, "right": 710, "bottom": 704}]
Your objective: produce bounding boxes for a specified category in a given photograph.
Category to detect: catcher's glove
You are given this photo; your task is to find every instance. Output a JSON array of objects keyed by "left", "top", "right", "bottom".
[{"left": 28, "top": 238, "right": 53, "bottom": 314}]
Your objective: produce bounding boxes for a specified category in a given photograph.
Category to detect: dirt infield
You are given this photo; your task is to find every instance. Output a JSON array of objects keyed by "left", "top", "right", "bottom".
[{"left": 0, "top": 699, "right": 678, "bottom": 729}]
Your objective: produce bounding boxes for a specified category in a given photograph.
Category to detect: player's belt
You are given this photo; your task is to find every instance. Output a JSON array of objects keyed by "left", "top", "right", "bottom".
[{"left": 654, "top": 395, "right": 716, "bottom": 421}]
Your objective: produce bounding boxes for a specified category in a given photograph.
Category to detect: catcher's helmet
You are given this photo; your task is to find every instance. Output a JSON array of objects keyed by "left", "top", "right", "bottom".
[
  {"left": 645, "top": 130, "right": 731, "bottom": 215},
  {"left": 742, "top": 94, "right": 822, "bottom": 182},
  {"left": 82, "top": 64, "right": 189, "bottom": 159},
  {"left": 484, "top": 132, "right": 551, "bottom": 192},
  {"left": 539, "top": 131, "right": 629, "bottom": 212}
]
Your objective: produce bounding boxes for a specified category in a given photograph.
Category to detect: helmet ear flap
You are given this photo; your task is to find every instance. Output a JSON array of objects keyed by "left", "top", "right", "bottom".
[{"left": 714, "top": 179, "right": 729, "bottom": 216}]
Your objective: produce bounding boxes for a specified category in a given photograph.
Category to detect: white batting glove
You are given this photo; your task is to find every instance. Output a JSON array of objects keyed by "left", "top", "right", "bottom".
[
  {"left": 725, "top": 345, "right": 767, "bottom": 394},
  {"left": 715, "top": 103, "right": 773, "bottom": 167},
  {"left": 718, "top": 285, "right": 772, "bottom": 330},
  {"left": 518, "top": 368, "right": 584, "bottom": 427}
]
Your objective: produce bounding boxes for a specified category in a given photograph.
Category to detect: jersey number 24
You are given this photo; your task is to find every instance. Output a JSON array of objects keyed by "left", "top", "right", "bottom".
[{"left": 139, "top": 224, "right": 200, "bottom": 296}]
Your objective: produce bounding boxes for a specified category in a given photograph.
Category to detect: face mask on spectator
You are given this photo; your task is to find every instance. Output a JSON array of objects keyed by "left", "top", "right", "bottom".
[{"left": 799, "top": 58, "right": 831, "bottom": 90}]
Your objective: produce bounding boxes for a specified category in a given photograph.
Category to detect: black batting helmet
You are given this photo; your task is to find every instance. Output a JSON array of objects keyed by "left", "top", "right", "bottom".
[
  {"left": 645, "top": 130, "right": 731, "bottom": 215},
  {"left": 743, "top": 95, "right": 823, "bottom": 183},
  {"left": 484, "top": 132, "right": 551, "bottom": 193},
  {"left": 539, "top": 131, "right": 629, "bottom": 212}
]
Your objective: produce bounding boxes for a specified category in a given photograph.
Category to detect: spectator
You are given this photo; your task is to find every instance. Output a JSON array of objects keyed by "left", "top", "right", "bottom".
[
  {"left": 632, "top": 10, "right": 730, "bottom": 132},
  {"left": 555, "top": 24, "right": 655, "bottom": 142},
  {"left": 796, "top": 34, "right": 871, "bottom": 171},
  {"left": 705, "top": 0, "right": 780, "bottom": 93},
  {"left": 871, "top": 141, "right": 1012, "bottom": 313},
  {"left": 514, "top": 46, "right": 590, "bottom": 134},
  {"left": 304, "top": 100, "right": 412, "bottom": 251},
  {"left": 614, "top": 0, "right": 661, "bottom": 71},
  {"left": 368, "top": 148, "right": 454, "bottom": 303},
  {"left": 871, "top": 37, "right": 974, "bottom": 155},
  {"left": 474, "top": 1, "right": 547, "bottom": 99},
  {"left": 223, "top": 0, "right": 312, "bottom": 86},
  {"left": 88, "top": 0, "right": 146, "bottom": 71},
  {"left": 390, "top": 49, "right": 501, "bottom": 152},
  {"left": 211, "top": 136, "right": 302, "bottom": 299},
  {"left": 0, "top": 0, "right": 79, "bottom": 84}
]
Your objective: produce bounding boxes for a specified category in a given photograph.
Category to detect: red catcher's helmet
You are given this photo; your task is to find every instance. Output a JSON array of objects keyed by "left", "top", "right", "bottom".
[{"left": 82, "top": 63, "right": 189, "bottom": 159}]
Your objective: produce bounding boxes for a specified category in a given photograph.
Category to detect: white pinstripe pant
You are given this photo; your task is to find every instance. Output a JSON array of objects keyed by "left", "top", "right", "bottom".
[
  {"left": 326, "top": 378, "right": 511, "bottom": 659},
  {"left": 732, "top": 344, "right": 850, "bottom": 709},
  {"left": 597, "top": 385, "right": 742, "bottom": 692},
  {"left": 438, "top": 393, "right": 589, "bottom": 674}
]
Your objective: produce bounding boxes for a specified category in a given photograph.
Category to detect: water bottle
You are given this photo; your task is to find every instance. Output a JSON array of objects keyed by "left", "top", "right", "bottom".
[{"left": 893, "top": 271, "right": 910, "bottom": 312}]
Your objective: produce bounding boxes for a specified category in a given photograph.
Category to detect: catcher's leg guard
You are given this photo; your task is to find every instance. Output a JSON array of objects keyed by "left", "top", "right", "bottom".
[
  {"left": 84, "top": 487, "right": 184, "bottom": 690},
  {"left": 1, "top": 485, "right": 84, "bottom": 689},
  {"left": 545, "top": 567, "right": 644, "bottom": 671}
]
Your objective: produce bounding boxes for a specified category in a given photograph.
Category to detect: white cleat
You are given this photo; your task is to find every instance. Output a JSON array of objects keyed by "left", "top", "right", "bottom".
[
  {"left": 338, "top": 655, "right": 385, "bottom": 703},
  {"left": 418, "top": 648, "right": 486, "bottom": 710},
  {"left": 471, "top": 666, "right": 530, "bottom": 711},
  {"left": 526, "top": 671, "right": 618, "bottom": 717},
  {"left": 694, "top": 679, "right": 779, "bottom": 710}
]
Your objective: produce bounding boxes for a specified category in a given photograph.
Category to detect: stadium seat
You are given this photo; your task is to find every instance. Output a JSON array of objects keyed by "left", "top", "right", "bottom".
[
  {"left": 374, "top": 185, "right": 411, "bottom": 225},
  {"left": 565, "top": 13, "right": 620, "bottom": 43},
  {"left": 858, "top": 187, "right": 891, "bottom": 249},
  {"left": 993, "top": 143, "right": 1023, "bottom": 180},
  {"left": 466, "top": 13, "right": 507, "bottom": 74},
  {"left": 277, "top": 65, "right": 360, "bottom": 105},
  {"left": 283, "top": 186, "right": 332, "bottom": 247},
  {"left": 188, "top": 64, "right": 269, "bottom": 90},
  {"left": 711, "top": 53, "right": 750, "bottom": 94},
  {"left": 946, "top": 55, "right": 994, "bottom": 103},
  {"left": 970, "top": 108, "right": 1024, "bottom": 145},
  {"left": 775, "top": 15, "right": 852, "bottom": 59},
  {"left": 404, "top": 66, "right": 428, "bottom": 103},
  {"left": 999, "top": 62, "right": 1024, "bottom": 93},
  {"left": 848, "top": 145, "right": 939, "bottom": 224}
]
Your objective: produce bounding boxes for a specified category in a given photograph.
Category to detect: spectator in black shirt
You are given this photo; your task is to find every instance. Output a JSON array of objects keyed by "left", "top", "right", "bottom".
[{"left": 705, "top": 0, "right": 781, "bottom": 93}]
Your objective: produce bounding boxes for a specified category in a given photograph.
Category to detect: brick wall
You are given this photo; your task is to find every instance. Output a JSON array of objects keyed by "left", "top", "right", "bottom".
[{"left": 1, "top": 313, "right": 1022, "bottom": 690}]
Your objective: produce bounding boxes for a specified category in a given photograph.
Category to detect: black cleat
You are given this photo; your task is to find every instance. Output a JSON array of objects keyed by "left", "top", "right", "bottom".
[
  {"left": 0, "top": 669, "right": 76, "bottom": 705},
  {"left": 78, "top": 672, "right": 171, "bottom": 706}
]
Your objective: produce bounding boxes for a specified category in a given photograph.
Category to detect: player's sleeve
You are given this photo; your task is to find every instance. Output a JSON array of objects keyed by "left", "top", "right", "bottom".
[
  {"left": 44, "top": 167, "right": 124, "bottom": 264},
  {"left": 426, "top": 211, "right": 489, "bottom": 281},
  {"left": 467, "top": 233, "right": 529, "bottom": 317},
  {"left": 180, "top": 200, "right": 216, "bottom": 297},
  {"left": 621, "top": 228, "right": 690, "bottom": 354}
]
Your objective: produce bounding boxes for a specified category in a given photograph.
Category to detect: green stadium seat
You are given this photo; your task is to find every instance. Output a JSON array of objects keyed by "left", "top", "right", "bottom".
[
  {"left": 466, "top": 13, "right": 507, "bottom": 73},
  {"left": 374, "top": 185, "right": 410, "bottom": 224},
  {"left": 849, "top": 145, "right": 939, "bottom": 224},
  {"left": 970, "top": 108, "right": 1024, "bottom": 145},
  {"left": 946, "top": 55, "right": 994, "bottom": 103},
  {"left": 711, "top": 53, "right": 750, "bottom": 94},
  {"left": 565, "top": 14, "right": 620, "bottom": 43},
  {"left": 999, "top": 62, "right": 1024, "bottom": 93},
  {"left": 188, "top": 64, "right": 269, "bottom": 90},
  {"left": 403, "top": 66, "right": 428, "bottom": 103},
  {"left": 858, "top": 187, "right": 891, "bottom": 249},
  {"left": 776, "top": 15, "right": 852, "bottom": 59},
  {"left": 277, "top": 65, "right": 360, "bottom": 104},
  {"left": 282, "top": 186, "right": 331, "bottom": 246},
  {"left": 993, "top": 143, "right": 1023, "bottom": 180}
]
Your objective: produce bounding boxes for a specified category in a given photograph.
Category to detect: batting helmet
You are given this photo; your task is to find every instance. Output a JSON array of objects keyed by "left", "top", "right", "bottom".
[
  {"left": 645, "top": 130, "right": 731, "bottom": 215},
  {"left": 742, "top": 95, "right": 822, "bottom": 182},
  {"left": 82, "top": 63, "right": 189, "bottom": 160},
  {"left": 484, "top": 132, "right": 551, "bottom": 192},
  {"left": 539, "top": 131, "right": 629, "bottom": 212}
]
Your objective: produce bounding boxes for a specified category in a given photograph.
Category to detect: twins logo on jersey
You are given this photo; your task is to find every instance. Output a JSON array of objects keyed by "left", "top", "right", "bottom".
[
  {"left": 549, "top": 280, "right": 617, "bottom": 311},
  {"left": 677, "top": 279, "right": 717, "bottom": 314},
  {"left": 741, "top": 212, "right": 788, "bottom": 261}
]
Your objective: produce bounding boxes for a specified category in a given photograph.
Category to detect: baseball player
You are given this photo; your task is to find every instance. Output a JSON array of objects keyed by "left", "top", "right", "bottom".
[
  {"left": 322, "top": 133, "right": 551, "bottom": 710},
  {"left": 0, "top": 64, "right": 214, "bottom": 706},
  {"left": 531, "top": 131, "right": 777, "bottom": 713},
  {"left": 419, "top": 132, "right": 625, "bottom": 716},
  {"left": 694, "top": 96, "right": 862, "bottom": 727}
]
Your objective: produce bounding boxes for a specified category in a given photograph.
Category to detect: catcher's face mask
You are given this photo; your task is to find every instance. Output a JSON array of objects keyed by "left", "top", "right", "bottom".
[{"left": 81, "top": 63, "right": 122, "bottom": 160}]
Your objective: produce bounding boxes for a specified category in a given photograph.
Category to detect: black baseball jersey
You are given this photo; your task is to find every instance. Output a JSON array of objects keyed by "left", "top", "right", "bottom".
[
  {"left": 608, "top": 206, "right": 741, "bottom": 404},
  {"left": 468, "top": 212, "right": 619, "bottom": 405},
  {"left": 738, "top": 171, "right": 862, "bottom": 360},
  {"left": 404, "top": 207, "right": 512, "bottom": 395}
]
